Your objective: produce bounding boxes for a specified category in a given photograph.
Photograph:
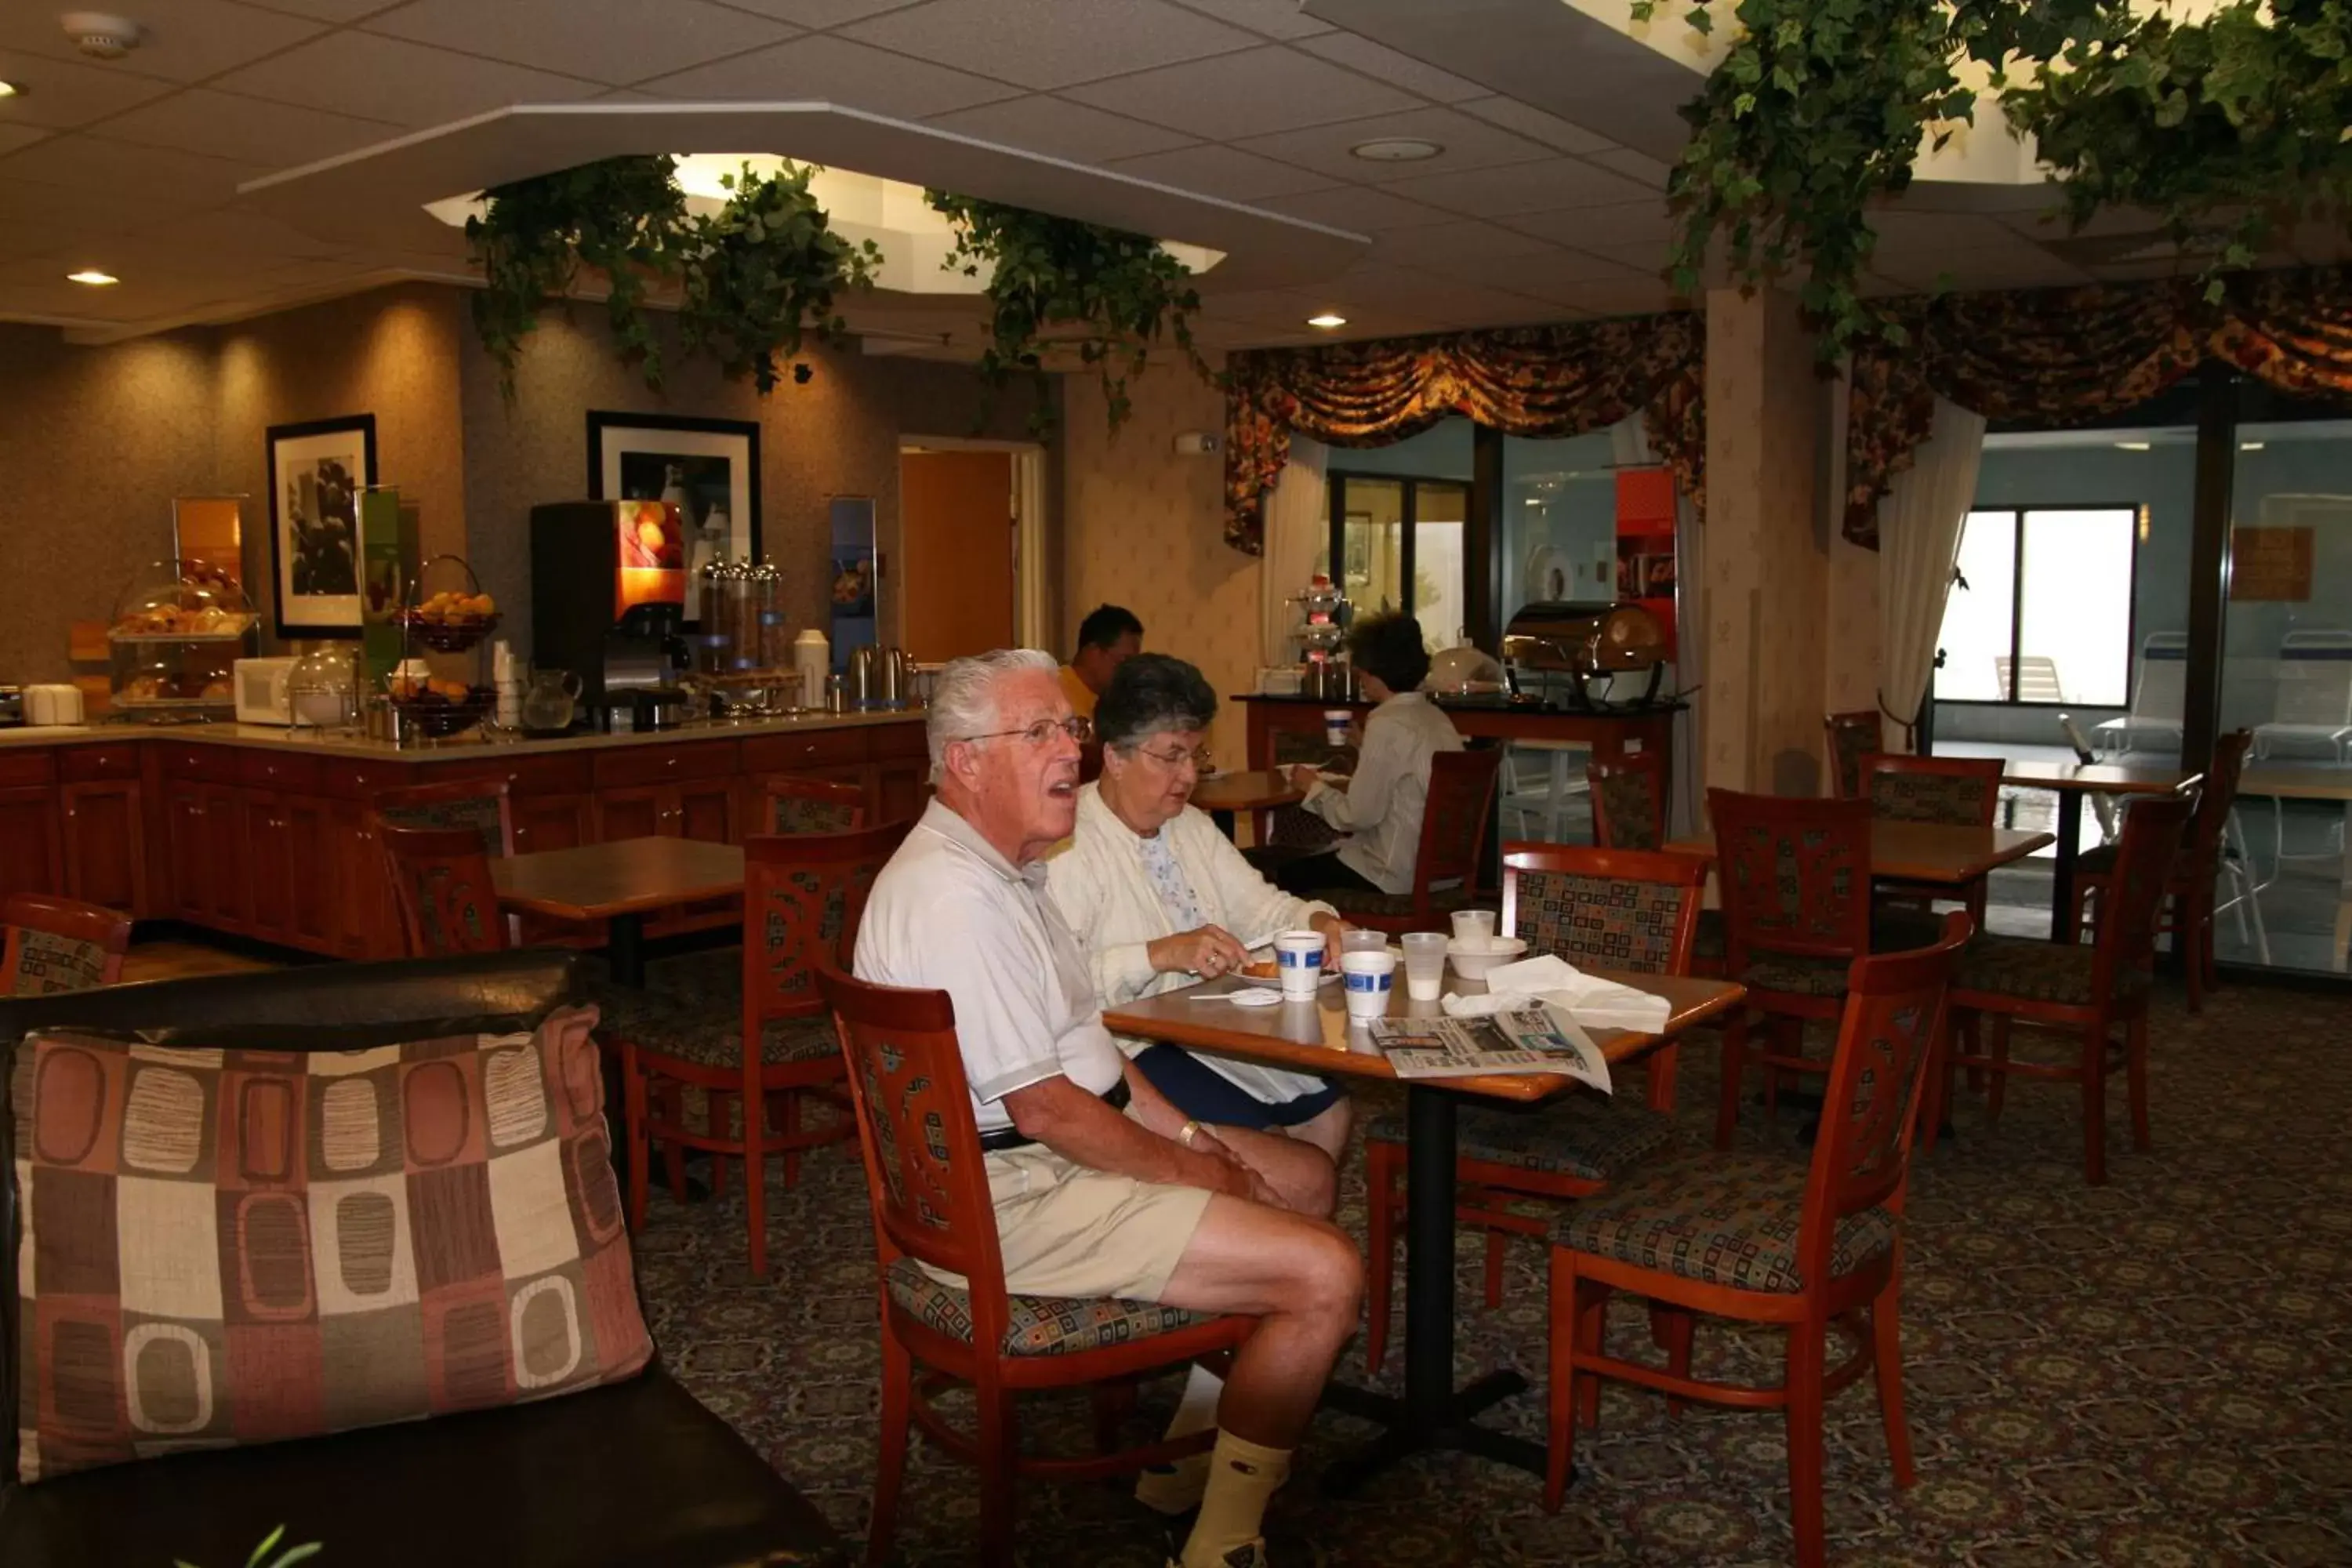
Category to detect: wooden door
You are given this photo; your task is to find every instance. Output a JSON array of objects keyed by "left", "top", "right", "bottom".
[
  {"left": 512, "top": 793, "right": 593, "bottom": 856},
  {"left": 673, "top": 777, "right": 740, "bottom": 930},
  {"left": 326, "top": 800, "right": 386, "bottom": 958},
  {"left": 900, "top": 448, "right": 1015, "bottom": 662},
  {"left": 165, "top": 784, "right": 210, "bottom": 921},
  {"left": 596, "top": 785, "right": 667, "bottom": 842},
  {"left": 61, "top": 781, "right": 146, "bottom": 913},
  {"left": 203, "top": 785, "right": 252, "bottom": 931},
  {"left": 243, "top": 791, "right": 288, "bottom": 939},
  {"left": 0, "top": 786, "right": 62, "bottom": 901},
  {"left": 282, "top": 796, "right": 332, "bottom": 949}
]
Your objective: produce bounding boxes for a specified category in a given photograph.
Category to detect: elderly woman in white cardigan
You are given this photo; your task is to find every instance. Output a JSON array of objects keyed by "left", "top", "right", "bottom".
[{"left": 1045, "top": 654, "right": 1354, "bottom": 1218}]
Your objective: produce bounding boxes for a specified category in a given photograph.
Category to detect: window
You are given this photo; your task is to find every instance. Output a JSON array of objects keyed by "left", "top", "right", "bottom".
[
  {"left": 1320, "top": 473, "right": 1469, "bottom": 652},
  {"left": 1936, "top": 506, "right": 2138, "bottom": 705}
]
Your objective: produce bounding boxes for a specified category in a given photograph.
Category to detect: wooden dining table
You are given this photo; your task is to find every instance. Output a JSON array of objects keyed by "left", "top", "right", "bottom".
[
  {"left": 1105, "top": 964, "right": 1744, "bottom": 1494},
  {"left": 1188, "top": 768, "right": 1306, "bottom": 839},
  {"left": 1998, "top": 760, "right": 2199, "bottom": 937},
  {"left": 490, "top": 836, "right": 746, "bottom": 985},
  {"left": 1664, "top": 820, "right": 2055, "bottom": 886}
]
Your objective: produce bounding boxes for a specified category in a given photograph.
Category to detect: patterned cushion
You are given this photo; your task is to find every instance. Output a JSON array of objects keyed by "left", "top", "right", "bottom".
[
  {"left": 1737, "top": 913, "right": 1946, "bottom": 997},
  {"left": 7, "top": 1006, "right": 652, "bottom": 1482},
  {"left": 1263, "top": 802, "right": 1340, "bottom": 851},
  {"left": 1692, "top": 909, "right": 1726, "bottom": 961},
  {"left": 884, "top": 1255, "right": 1206, "bottom": 1356},
  {"left": 4, "top": 927, "right": 112, "bottom": 996},
  {"left": 1367, "top": 1096, "right": 1677, "bottom": 1181},
  {"left": 1323, "top": 884, "right": 1479, "bottom": 919},
  {"left": 1827, "top": 718, "right": 1878, "bottom": 798},
  {"left": 1553, "top": 1152, "right": 1897, "bottom": 1293},
  {"left": 1870, "top": 770, "right": 1996, "bottom": 825},
  {"left": 377, "top": 794, "right": 504, "bottom": 855},
  {"left": 1514, "top": 869, "right": 1694, "bottom": 974},
  {"left": 769, "top": 796, "right": 861, "bottom": 834},
  {"left": 1593, "top": 768, "right": 1664, "bottom": 851},
  {"left": 1952, "top": 934, "right": 2150, "bottom": 1008}
]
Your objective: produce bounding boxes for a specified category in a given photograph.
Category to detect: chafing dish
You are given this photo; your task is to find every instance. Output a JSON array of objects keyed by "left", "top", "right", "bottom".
[{"left": 1501, "top": 601, "right": 1669, "bottom": 709}]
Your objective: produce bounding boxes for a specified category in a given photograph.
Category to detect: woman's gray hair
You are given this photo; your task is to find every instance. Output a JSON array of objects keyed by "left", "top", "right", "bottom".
[
  {"left": 1094, "top": 653, "right": 1218, "bottom": 750},
  {"left": 926, "top": 647, "right": 1059, "bottom": 782}
]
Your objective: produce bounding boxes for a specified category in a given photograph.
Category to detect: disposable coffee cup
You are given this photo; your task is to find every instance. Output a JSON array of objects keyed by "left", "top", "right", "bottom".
[
  {"left": 1341, "top": 949, "right": 1396, "bottom": 1021},
  {"left": 1399, "top": 931, "right": 1449, "bottom": 1002},
  {"left": 1340, "top": 927, "right": 1388, "bottom": 956},
  {"left": 1450, "top": 909, "right": 1497, "bottom": 946},
  {"left": 1273, "top": 931, "right": 1325, "bottom": 999},
  {"left": 1323, "top": 710, "right": 1352, "bottom": 747}
]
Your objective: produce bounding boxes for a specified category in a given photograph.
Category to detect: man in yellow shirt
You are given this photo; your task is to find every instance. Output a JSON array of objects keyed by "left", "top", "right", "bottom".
[{"left": 1058, "top": 603, "right": 1142, "bottom": 719}]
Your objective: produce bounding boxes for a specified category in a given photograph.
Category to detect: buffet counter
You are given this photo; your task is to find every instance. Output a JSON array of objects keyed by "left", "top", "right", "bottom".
[
  {"left": 0, "top": 710, "right": 930, "bottom": 961},
  {"left": 1238, "top": 694, "right": 1680, "bottom": 770}
]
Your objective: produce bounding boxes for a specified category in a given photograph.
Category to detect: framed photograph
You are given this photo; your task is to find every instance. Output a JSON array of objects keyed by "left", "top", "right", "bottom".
[
  {"left": 588, "top": 412, "right": 761, "bottom": 626},
  {"left": 267, "top": 416, "right": 376, "bottom": 637}
]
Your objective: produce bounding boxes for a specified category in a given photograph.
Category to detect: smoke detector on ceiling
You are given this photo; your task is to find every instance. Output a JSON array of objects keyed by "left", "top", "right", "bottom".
[{"left": 60, "top": 12, "right": 142, "bottom": 60}]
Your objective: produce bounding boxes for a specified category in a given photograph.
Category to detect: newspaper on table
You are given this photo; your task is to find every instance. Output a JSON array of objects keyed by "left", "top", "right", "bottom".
[{"left": 1367, "top": 1001, "right": 1612, "bottom": 1092}]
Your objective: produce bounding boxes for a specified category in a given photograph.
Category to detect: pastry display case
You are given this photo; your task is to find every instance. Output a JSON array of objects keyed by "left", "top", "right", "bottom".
[{"left": 106, "top": 559, "right": 259, "bottom": 720}]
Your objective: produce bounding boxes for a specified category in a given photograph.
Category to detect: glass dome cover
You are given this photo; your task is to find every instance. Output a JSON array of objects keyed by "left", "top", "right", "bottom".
[{"left": 110, "top": 559, "right": 257, "bottom": 639}]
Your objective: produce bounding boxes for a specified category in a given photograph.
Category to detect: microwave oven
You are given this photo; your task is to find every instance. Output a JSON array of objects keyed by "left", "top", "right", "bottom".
[{"left": 234, "top": 657, "right": 297, "bottom": 724}]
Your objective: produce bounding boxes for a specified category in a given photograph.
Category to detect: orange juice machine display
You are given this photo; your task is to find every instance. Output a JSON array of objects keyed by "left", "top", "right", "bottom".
[
  {"left": 529, "top": 500, "right": 697, "bottom": 731},
  {"left": 1499, "top": 600, "right": 1671, "bottom": 710},
  {"left": 1286, "top": 573, "right": 1355, "bottom": 699}
]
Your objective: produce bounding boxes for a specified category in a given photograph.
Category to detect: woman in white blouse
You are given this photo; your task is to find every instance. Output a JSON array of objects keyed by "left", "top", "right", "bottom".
[{"left": 1045, "top": 654, "right": 1352, "bottom": 1218}]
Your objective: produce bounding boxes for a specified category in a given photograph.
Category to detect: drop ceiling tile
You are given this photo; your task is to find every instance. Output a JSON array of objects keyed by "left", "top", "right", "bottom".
[
  {"left": 639, "top": 33, "right": 1021, "bottom": 116},
  {"left": 97, "top": 87, "right": 403, "bottom": 166},
  {"left": 1232, "top": 105, "right": 1551, "bottom": 187},
  {"left": 1064, "top": 45, "right": 1417, "bottom": 140},
  {"left": 1107, "top": 143, "right": 1335, "bottom": 201},
  {"left": 710, "top": 0, "right": 920, "bottom": 24},
  {"left": 929, "top": 94, "right": 1199, "bottom": 163},
  {"left": 365, "top": 0, "right": 795, "bottom": 86},
  {"left": 1294, "top": 32, "right": 1487, "bottom": 103},
  {"left": 0, "top": 49, "right": 178, "bottom": 129},
  {"left": 0, "top": 176, "right": 192, "bottom": 249},
  {"left": 0, "top": 0, "right": 328, "bottom": 85},
  {"left": 1588, "top": 147, "right": 1670, "bottom": 187},
  {"left": 845, "top": 0, "right": 1251, "bottom": 91},
  {"left": 219, "top": 0, "right": 409, "bottom": 24},
  {"left": 1444, "top": 248, "right": 1650, "bottom": 301},
  {"left": 213, "top": 31, "right": 599, "bottom": 124},
  {"left": 1867, "top": 211, "right": 2034, "bottom": 252},
  {"left": 1875, "top": 250, "right": 2091, "bottom": 292},
  {"left": 1265, "top": 183, "right": 1454, "bottom": 233},
  {"left": 120, "top": 207, "right": 352, "bottom": 265},
  {"left": 1504, "top": 200, "right": 1677, "bottom": 249},
  {"left": 1381, "top": 158, "right": 1653, "bottom": 218},
  {"left": 1550, "top": 276, "right": 1683, "bottom": 318},
  {"left": 0, "top": 135, "right": 265, "bottom": 209},
  {"left": 1579, "top": 238, "right": 1672, "bottom": 272},
  {"left": 1455, "top": 96, "right": 1615, "bottom": 157},
  {"left": 1163, "top": 0, "right": 1332, "bottom": 38},
  {"left": 1368, "top": 219, "right": 1555, "bottom": 269},
  {"left": 0, "top": 125, "right": 49, "bottom": 157}
]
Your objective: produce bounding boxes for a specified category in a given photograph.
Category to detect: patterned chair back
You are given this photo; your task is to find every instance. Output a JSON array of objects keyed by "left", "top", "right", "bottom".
[
  {"left": 1824, "top": 710, "right": 1882, "bottom": 799},
  {"left": 1587, "top": 752, "right": 1668, "bottom": 851},
  {"left": 1411, "top": 747, "right": 1505, "bottom": 900},
  {"left": 753, "top": 774, "right": 868, "bottom": 836},
  {"left": 376, "top": 822, "right": 510, "bottom": 956},
  {"left": 744, "top": 822, "right": 913, "bottom": 1039},
  {"left": 0, "top": 893, "right": 133, "bottom": 997},
  {"left": 1708, "top": 788, "right": 1873, "bottom": 965},
  {"left": 2181, "top": 730, "right": 2253, "bottom": 887},
  {"left": 1802, "top": 911, "right": 1968, "bottom": 1271},
  {"left": 1265, "top": 728, "right": 1353, "bottom": 851},
  {"left": 1863, "top": 753, "right": 2005, "bottom": 826},
  {"left": 375, "top": 778, "right": 515, "bottom": 856},
  {"left": 2092, "top": 791, "right": 2194, "bottom": 1005},
  {"left": 819, "top": 967, "right": 1014, "bottom": 1345},
  {"left": 1501, "top": 844, "right": 1704, "bottom": 976}
]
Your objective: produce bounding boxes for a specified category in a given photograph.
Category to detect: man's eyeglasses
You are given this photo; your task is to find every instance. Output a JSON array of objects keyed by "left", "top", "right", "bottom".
[
  {"left": 959, "top": 715, "right": 1094, "bottom": 749},
  {"left": 1130, "top": 742, "right": 1213, "bottom": 773}
]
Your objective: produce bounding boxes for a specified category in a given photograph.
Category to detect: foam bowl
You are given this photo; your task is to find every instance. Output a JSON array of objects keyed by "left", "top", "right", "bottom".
[{"left": 1444, "top": 935, "right": 1526, "bottom": 982}]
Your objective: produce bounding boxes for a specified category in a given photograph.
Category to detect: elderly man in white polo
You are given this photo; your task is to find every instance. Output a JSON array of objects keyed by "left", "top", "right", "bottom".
[{"left": 855, "top": 648, "right": 1362, "bottom": 1568}]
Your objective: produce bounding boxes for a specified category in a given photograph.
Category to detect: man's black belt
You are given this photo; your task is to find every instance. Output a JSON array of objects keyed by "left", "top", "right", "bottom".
[{"left": 978, "top": 1080, "right": 1130, "bottom": 1152}]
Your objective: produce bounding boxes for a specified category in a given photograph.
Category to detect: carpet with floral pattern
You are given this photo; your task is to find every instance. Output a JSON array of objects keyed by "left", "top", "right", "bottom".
[{"left": 628, "top": 978, "right": 2352, "bottom": 1566}]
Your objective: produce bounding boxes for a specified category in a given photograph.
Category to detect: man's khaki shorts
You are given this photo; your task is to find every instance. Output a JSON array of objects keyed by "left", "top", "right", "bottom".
[{"left": 945, "top": 1145, "right": 1214, "bottom": 1302}]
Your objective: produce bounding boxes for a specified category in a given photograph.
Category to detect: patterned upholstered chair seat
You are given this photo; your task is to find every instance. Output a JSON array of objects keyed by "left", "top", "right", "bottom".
[
  {"left": 1553, "top": 1152, "right": 1897, "bottom": 1294},
  {"left": 1740, "top": 911, "right": 1947, "bottom": 996},
  {"left": 590, "top": 947, "right": 839, "bottom": 1068},
  {"left": 885, "top": 1256, "right": 1207, "bottom": 1356},
  {"left": 1369, "top": 1095, "right": 1676, "bottom": 1181},
  {"left": 1323, "top": 883, "right": 1479, "bottom": 920},
  {"left": 1952, "top": 934, "right": 2150, "bottom": 1008}
]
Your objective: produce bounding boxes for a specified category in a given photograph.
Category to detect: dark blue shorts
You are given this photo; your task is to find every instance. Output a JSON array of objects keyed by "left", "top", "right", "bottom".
[{"left": 1132, "top": 1044, "right": 1345, "bottom": 1131}]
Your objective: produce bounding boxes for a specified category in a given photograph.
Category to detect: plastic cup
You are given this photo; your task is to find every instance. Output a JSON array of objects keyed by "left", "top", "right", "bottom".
[
  {"left": 1340, "top": 927, "right": 1388, "bottom": 956},
  {"left": 1274, "top": 931, "right": 1325, "bottom": 999},
  {"left": 1399, "top": 931, "right": 1449, "bottom": 1001},
  {"left": 1341, "top": 949, "right": 1396, "bottom": 1021},
  {"left": 1450, "top": 909, "right": 1497, "bottom": 946},
  {"left": 1323, "top": 710, "right": 1352, "bottom": 747}
]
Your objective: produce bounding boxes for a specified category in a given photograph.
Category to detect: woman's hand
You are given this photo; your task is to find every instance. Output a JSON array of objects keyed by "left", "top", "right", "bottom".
[
  {"left": 1310, "top": 912, "right": 1349, "bottom": 966},
  {"left": 1147, "top": 924, "right": 1250, "bottom": 978},
  {"left": 1284, "top": 763, "right": 1323, "bottom": 796}
]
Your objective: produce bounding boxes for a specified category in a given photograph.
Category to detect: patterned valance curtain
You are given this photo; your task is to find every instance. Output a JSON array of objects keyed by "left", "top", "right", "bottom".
[
  {"left": 1221, "top": 314, "right": 1706, "bottom": 554},
  {"left": 1844, "top": 267, "right": 2352, "bottom": 547}
]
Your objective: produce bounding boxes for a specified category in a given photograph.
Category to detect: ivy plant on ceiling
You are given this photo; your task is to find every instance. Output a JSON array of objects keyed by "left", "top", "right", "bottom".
[
  {"left": 465, "top": 154, "right": 881, "bottom": 397},
  {"left": 924, "top": 191, "right": 1216, "bottom": 438},
  {"left": 1631, "top": 0, "right": 2352, "bottom": 360}
]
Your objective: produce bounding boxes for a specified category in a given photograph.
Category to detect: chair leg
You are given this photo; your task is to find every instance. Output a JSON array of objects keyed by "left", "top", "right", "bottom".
[
  {"left": 1363, "top": 1140, "right": 1400, "bottom": 1377},
  {"left": 744, "top": 1074, "right": 768, "bottom": 1280},
  {"left": 867, "top": 1334, "right": 912, "bottom": 1566},
  {"left": 659, "top": 1083, "right": 688, "bottom": 1203},
  {"left": 1662, "top": 1307, "right": 1696, "bottom": 1418},
  {"left": 975, "top": 1381, "right": 1019, "bottom": 1567},
  {"left": 1918, "top": 1015, "right": 1946, "bottom": 1156},
  {"left": 2126, "top": 1013, "right": 2153, "bottom": 1155},
  {"left": 1984, "top": 1015, "right": 2013, "bottom": 1127},
  {"left": 1784, "top": 1319, "right": 1830, "bottom": 1568},
  {"left": 1482, "top": 1225, "right": 1508, "bottom": 1311},
  {"left": 1574, "top": 1279, "right": 1607, "bottom": 1432},
  {"left": 708, "top": 1091, "right": 734, "bottom": 1200},
  {"left": 1715, "top": 1013, "right": 1748, "bottom": 1151},
  {"left": 2185, "top": 893, "right": 2208, "bottom": 1015},
  {"left": 1091, "top": 1379, "right": 1138, "bottom": 1456},
  {"left": 622, "top": 1043, "right": 650, "bottom": 1235},
  {"left": 1543, "top": 1250, "right": 1579, "bottom": 1512},
  {"left": 2082, "top": 1026, "right": 2108, "bottom": 1187},
  {"left": 1870, "top": 1276, "right": 1916, "bottom": 1488}
]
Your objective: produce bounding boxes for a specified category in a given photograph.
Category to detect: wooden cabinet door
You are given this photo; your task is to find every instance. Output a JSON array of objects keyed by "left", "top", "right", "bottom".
[
  {"left": 0, "top": 786, "right": 62, "bottom": 901},
  {"left": 512, "top": 793, "right": 593, "bottom": 856},
  {"left": 326, "top": 800, "right": 387, "bottom": 958},
  {"left": 242, "top": 790, "right": 289, "bottom": 939},
  {"left": 673, "top": 778, "right": 740, "bottom": 929},
  {"left": 60, "top": 780, "right": 146, "bottom": 913},
  {"left": 282, "top": 796, "right": 332, "bottom": 950},
  {"left": 874, "top": 757, "right": 929, "bottom": 828},
  {"left": 596, "top": 785, "right": 666, "bottom": 843},
  {"left": 202, "top": 785, "right": 252, "bottom": 931},
  {"left": 165, "top": 785, "right": 210, "bottom": 922}
]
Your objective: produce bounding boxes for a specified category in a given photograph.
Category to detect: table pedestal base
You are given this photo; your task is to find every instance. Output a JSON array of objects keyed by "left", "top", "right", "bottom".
[{"left": 1317, "top": 1372, "right": 1550, "bottom": 1497}]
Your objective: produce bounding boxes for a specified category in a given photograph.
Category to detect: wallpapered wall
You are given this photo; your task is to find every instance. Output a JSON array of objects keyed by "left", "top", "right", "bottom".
[{"left": 1059, "top": 361, "right": 1261, "bottom": 768}]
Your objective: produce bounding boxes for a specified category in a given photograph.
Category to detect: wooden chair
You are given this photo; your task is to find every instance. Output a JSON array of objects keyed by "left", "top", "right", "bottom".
[
  {"left": 1544, "top": 913, "right": 1969, "bottom": 1568},
  {"left": 1824, "top": 710, "right": 1882, "bottom": 800},
  {"left": 1, "top": 892, "right": 133, "bottom": 996},
  {"left": 622, "top": 822, "right": 907, "bottom": 1278},
  {"left": 2071, "top": 729, "right": 2253, "bottom": 1013},
  {"left": 750, "top": 773, "right": 867, "bottom": 835},
  {"left": 375, "top": 775, "right": 516, "bottom": 854},
  {"left": 1863, "top": 753, "right": 2007, "bottom": 926},
  {"left": 1591, "top": 750, "right": 1724, "bottom": 973},
  {"left": 1361, "top": 844, "right": 1704, "bottom": 1374},
  {"left": 818, "top": 967, "right": 1258, "bottom": 1567},
  {"left": 1943, "top": 791, "right": 2192, "bottom": 1185},
  {"left": 376, "top": 822, "right": 507, "bottom": 956},
  {"left": 1319, "top": 746, "right": 1505, "bottom": 935}
]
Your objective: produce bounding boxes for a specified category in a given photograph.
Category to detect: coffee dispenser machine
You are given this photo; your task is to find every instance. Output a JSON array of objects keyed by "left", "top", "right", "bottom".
[{"left": 529, "top": 500, "right": 695, "bottom": 730}]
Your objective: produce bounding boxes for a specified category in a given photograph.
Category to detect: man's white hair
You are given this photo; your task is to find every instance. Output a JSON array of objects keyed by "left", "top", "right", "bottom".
[{"left": 926, "top": 647, "right": 1059, "bottom": 784}]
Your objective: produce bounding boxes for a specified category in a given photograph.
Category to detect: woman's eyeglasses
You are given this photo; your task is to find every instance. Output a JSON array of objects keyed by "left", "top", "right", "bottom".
[
  {"left": 1130, "top": 742, "right": 1212, "bottom": 773},
  {"left": 959, "top": 715, "right": 1094, "bottom": 748}
]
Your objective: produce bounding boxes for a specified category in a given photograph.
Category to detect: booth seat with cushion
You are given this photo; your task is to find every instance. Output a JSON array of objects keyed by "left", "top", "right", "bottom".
[{"left": 0, "top": 952, "right": 840, "bottom": 1568}]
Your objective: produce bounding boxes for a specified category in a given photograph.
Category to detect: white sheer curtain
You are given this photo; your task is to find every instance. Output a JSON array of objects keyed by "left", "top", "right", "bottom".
[
  {"left": 1258, "top": 436, "right": 1329, "bottom": 666},
  {"left": 1878, "top": 394, "right": 1987, "bottom": 747}
]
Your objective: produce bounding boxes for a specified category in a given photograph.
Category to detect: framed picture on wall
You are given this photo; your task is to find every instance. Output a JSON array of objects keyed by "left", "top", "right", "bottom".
[
  {"left": 267, "top": 415, "right": 377, "bottom": 637},
  {"left": 587, "top": 412, "right": 761, "bottom": 627}
]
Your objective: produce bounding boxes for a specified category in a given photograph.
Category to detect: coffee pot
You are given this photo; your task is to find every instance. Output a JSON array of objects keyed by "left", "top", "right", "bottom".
[{"left": 848, "top": 645, "right": 913, "bottom": 709}]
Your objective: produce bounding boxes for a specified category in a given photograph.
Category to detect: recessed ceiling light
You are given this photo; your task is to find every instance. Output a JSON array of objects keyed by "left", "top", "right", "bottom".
[
  {"left": 2114, "top": 441, "right": 2151, "bottom": 452},
  {"left": 1350, "top": 138, "right": 1443, "bottom": 163},
  {"left": 2241, "top": 441, "right": 2265, "bottom": 451},
  {"left": 1305, "top": 313, "right": 1347, "bottom": 329},
  {"left": 0, "top": 81, "right": 21, "bottom": 98},
  {"left": 66, "top": 268, "right": 118, "bottom": 285}
]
